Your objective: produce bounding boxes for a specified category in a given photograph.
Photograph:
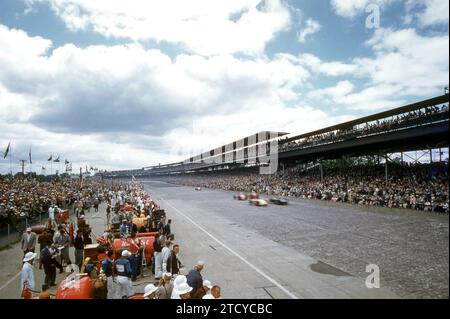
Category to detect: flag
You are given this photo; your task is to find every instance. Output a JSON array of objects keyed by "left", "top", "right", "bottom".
[
  {"left": 3, "top": 141, "right": 10, "bottom": 159},
  {"left": 42, "top": 166, "right": 46, "bottom": 170},
  {"left": 53, "top": 156, "right": 60, "bottom": 162},
  {"left": 29, "top": 147, "right": 32, "bottom": 164},
  {"left": 90, "top": 166, "right": 93, "bottom": 171},
  {"left": 48, "top": 154, "right": 52, "bottom": 161},
  {"left": 85, "top": 165, "right": 88, "bottom": 173},
  {"left": 65, "top": 159, "right": 69, "bottom": 165}
]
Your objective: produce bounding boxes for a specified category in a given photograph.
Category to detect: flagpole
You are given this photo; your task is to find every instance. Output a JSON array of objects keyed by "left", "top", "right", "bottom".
[{"left": 9, "top": 141, "right": 12, "bottom": 176}]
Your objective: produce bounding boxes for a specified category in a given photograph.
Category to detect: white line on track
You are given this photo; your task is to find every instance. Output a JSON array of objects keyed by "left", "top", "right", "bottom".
[
  {"left": 151, "top": 191, "right": 299, "bottom": 299},
  {"left": 0, "top": 271, "right": 20, "bottom": 291}
]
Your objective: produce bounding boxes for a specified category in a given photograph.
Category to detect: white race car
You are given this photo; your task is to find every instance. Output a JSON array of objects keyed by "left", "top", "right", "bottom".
[{"left": 249, "top": 198, "right": 268, "bottom": 207}]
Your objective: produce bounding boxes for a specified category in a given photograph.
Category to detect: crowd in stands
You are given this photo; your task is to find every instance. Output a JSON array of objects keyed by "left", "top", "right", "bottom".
[
  {"left": 280, "top": 104, "right": 449, "bottom": 152},
  {"left": 0, "top": 176, "right": 105, "bottom": 230},
  {"left": 161, "top": 161, "right": 449, "bottom": 213}
]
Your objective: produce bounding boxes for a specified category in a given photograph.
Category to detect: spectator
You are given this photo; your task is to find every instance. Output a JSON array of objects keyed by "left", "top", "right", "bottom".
[
  {"left": 153, "top": 233, "right": 163, "bottom": 280},
  {"left": 73, "top": 229, "right": 84, "bottom": 270},
  {"left": 54, "top": 228, "right": 72, "bottom": 267},
  {"left": 143, "top": 284, "right": 158, "bottom": 300},
  {"left": 21, "top": 252, "right": 36, "bottom": 297},
  {"left": 165, "top": 244, "right": 182, "bottom": 275},
  {"left": 186, "top": 261, "right": 205, "bottom": 298},
  {"left": 193, "top": 280, "right": 212, "bottom": 299},
  {"left": 156, "top": 272, "right": 173, "bottom": 299},
  {"left": 115, "top": 250, "right": 134, "bottom": 299},
  {"left": 203, "top": 285, "right": 221, "bottom": 299},
  {"left": 21, "top": 227, "right": 37, "bottom": 256}
]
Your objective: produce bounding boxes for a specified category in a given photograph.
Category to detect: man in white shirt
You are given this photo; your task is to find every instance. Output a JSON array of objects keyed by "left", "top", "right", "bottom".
[
  {"left": 161, "top": 240, "right": 172, "bottom": 272},
  {"left": 21, "top": 252, "right": 36, "bottom": 296},
  {"left": 48, "top": 205, "right": 55, "bottom": 221}
]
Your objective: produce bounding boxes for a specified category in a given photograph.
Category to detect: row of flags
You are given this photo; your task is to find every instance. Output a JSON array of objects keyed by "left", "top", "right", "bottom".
[{"left": 3, "top": 141, "right": 99, "bottom": 174}]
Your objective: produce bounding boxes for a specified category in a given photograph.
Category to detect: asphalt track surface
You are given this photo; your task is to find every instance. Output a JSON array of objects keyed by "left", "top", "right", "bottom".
[{"left": 144, "top": 180, "right": 448, "bottom": 299}]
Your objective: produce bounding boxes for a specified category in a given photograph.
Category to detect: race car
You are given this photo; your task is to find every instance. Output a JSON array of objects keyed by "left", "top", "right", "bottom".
[
  {"left": 195, "top": 187, "right": 202, "bottom": 191},
  {"left": 269, "top": 198, "right": 289, "bottom": 205},
  {"left": 249, "top": 198, "right": 268, "bottom": 207},
  {"left": 233, "top": 193, "right": 247, "bottom": 200},
  {"left": 248, "top": 192, "right": 259, "bottom": 199}
]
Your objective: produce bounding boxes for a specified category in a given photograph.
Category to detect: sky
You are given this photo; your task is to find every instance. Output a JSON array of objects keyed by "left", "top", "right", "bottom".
[{"left": 0, "top": 0, "right": 448, "bottom": 174}]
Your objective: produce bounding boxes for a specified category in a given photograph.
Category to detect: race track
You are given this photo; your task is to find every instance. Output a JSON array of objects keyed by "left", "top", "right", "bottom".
[{"left": 144, "top": 180, "right": 449, "bottom": 299}]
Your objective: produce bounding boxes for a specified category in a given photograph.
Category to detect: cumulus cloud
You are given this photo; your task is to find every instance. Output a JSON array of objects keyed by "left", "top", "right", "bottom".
[
  {"left": 26, "top": 0, "right": 292, "bottom": 56},
  {"left": 302, "top": 27, "right": 448, "bottom": 110},
  {"left": 297, "top": 18, "right": 321, "bottom": 43},
  {"left": 0, "top": 23, "right": 332, "bottom": 173},
  {"left": 357, "top": 28, "right": 449, "bottom": 93},
  {"left": 405, "top": 0, "right": 449, "bottom": 27}
]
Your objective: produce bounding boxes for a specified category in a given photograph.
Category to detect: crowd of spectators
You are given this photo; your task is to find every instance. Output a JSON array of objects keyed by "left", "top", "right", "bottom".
[
  {"left": 0, "top": 176, "right": 106, "bottom": 230},
  {"left": 14, "top": 178, "right": 221, "bottom": 299},
  {"left": 280, "top": 104, "right": 449, "bottom": 152},
  {"left": 160, "top": 161, "right": 449, "bottom": 213}
]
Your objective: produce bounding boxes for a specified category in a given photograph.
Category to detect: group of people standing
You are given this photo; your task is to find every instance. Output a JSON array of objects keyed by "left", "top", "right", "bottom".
[{"left": 19, "top": 180, "right": 223, "bottom": 299}]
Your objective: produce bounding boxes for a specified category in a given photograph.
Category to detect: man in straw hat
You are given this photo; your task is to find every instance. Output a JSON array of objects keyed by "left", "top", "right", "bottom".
[
  {"left": 176, "top": 283, "right": 193, "bottom": 299},
  {"left": 143, "top": 284, "right": 158, "bottom": 299},
  {"left": 21, "top": 251, "right": 36, "bottom": 297}
]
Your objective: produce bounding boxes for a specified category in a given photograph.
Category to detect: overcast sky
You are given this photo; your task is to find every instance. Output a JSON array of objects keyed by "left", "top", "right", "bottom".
[{"left": 0, "top": 0, "right": 448, "bottom": 174}]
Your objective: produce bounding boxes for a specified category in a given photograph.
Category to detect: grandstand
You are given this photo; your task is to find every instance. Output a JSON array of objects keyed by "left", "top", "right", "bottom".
[{"left": 103, "top": 94, "right": 449, "bottom": 178}]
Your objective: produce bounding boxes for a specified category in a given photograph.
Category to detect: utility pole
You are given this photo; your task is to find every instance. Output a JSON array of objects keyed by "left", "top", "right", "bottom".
[
  {"left": 384, "top": 154, "right": 388, "bottom": 182},
  {"left": 19, "top": 160, "right": 26, "bottom": 175}
]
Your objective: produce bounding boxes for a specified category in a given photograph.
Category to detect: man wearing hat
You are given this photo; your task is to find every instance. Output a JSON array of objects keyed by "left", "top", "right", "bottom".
[
  {"left": 143, "top": 284, "right": 158, "bottom": 299},
  {"left": 21, "top": 227, "right": 37, "bottom": 256},
  {"left": 155, "top": 272, "right": 173, "bottom": 299},
  {"left": 115, "top": 250, "right": 134, "bottom": 298},
  {"left": 176, "top": 283, "right": 193, "bottom": 299},
  {"left": 21, "top": 251, "right": 36, "bottom": 297},
  {"left": 171, "top": 275, "right": 187, "bottom": 299}
]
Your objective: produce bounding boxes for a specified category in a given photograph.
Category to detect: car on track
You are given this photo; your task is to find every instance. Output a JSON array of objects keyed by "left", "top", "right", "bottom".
[
  {"left": 249, "top": 198, "right": 268, "bottom": 207},
  {"left": 195, "top": 187, "right": 202, "bottom": 191},
  {"left": 269, "top": 198, "right": 288, "bottom": 205},
  {"left": 234, "top": 193, "right": 247, "bottom": 200},
  {"left": 248, "top": 192, "right": 259, "bottom": 199}
]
